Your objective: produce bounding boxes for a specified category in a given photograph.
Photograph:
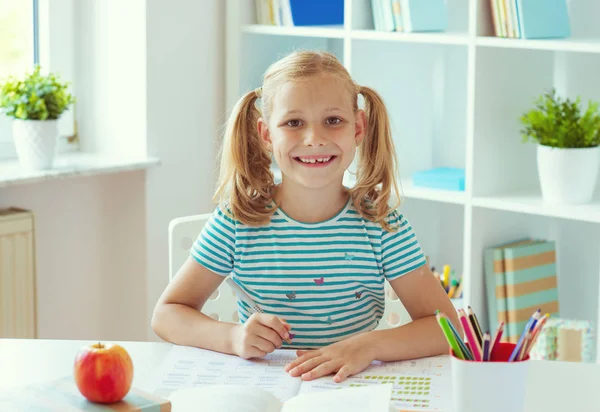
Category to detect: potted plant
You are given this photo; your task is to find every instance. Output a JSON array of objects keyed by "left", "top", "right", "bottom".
[
  {"left": 520, "top": 89, "right": 600, "bottom": 204},
  {"left": 0, "top": 65, "right": 74, "bottom": 170}
]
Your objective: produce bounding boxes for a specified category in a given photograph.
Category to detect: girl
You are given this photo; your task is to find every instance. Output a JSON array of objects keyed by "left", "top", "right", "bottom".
[{"left": 152, "top": 50, "right": 462, "bottom": 384}]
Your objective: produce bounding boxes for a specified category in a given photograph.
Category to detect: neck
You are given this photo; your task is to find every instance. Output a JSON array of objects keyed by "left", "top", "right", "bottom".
[{"left": 275, "top": 177, "right": 349, "bottom": 223}]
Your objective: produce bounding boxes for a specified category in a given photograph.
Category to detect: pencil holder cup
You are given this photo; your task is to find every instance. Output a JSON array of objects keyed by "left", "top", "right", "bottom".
[{"left": 450, "top": 342, "right": 530, "bottom": 412}]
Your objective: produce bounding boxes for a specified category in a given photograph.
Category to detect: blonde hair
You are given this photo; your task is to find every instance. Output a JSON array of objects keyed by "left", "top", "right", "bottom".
[{"left": 214, "top": 50, "right": 401, "bottom": 231}]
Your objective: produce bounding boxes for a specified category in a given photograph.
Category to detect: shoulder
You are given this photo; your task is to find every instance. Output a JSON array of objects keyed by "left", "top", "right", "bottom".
[{"left": 205, "top": 203, "right": 239, "bottom": 234}]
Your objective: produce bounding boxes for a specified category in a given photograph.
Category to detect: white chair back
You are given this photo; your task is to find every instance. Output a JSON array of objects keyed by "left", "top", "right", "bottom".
[
  {"left": 168, "top": 214, "right": 411, "bottom": 330},
  {"left": 168, "top": 214, "right": 239, "bottom": 323}
]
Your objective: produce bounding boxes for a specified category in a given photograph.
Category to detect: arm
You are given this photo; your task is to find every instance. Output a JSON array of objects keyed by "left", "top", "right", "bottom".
[
  {"left": 362, "top": 263, "right": 463, "bottom": 362},
  {"left": 284, "top": 264, "right": 463, "bottom": 382},
  {"left": 151, "top": 257, "right": 237, "bottom": 354},
  {"left": 151, "top": 257, "right": 291, "bottom": 358}
]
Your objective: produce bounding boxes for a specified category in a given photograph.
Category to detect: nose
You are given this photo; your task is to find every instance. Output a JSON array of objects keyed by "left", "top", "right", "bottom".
[{"left": 303, "top": 127, "right": 327, "bottom": 147}]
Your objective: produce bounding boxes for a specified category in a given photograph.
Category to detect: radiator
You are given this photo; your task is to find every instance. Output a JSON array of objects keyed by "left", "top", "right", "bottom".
[{"left": 0, "top": 208, "right": 36, "bottom": 338}]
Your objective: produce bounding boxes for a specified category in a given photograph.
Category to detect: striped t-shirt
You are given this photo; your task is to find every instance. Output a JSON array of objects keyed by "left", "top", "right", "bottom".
[{"left": 191, "top": 199, "right": 427, "bottom": 348}]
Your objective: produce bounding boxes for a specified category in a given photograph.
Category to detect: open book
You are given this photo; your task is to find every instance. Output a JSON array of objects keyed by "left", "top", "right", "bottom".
[
  {"left": 143, "top": 345, "right": 452, "bottom": 411},
  {"left": 169, "top": 383, "right": 394, "bottom": 412}
]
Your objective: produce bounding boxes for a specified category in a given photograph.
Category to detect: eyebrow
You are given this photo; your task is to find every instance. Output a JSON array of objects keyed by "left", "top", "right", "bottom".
[{"left": 282, "top": 107, "right": 344, "bottom": 116}]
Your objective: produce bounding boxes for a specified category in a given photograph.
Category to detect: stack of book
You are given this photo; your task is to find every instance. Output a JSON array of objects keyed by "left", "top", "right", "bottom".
[
  {"left": 484, "top": 238, "right": 560, "bottom": 343},
  {"left": 489, "top": 0, "right": 571, "bottom": 39},
  {"left": 255, "top": 0, "right": 344, "bottom": 27},
  {"left": 371, "top": 0, "right": 447, "bottom": 33}
]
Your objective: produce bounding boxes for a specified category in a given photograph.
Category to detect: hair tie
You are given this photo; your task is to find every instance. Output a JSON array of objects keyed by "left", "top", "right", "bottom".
[{"left": 255, "top": 87, "right": 263, "bottom": 98}]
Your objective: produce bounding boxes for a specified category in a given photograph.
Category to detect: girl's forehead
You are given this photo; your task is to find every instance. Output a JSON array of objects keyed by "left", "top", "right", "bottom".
[{"left": 270, "top": 76, "right": 355, "bottom": 111}]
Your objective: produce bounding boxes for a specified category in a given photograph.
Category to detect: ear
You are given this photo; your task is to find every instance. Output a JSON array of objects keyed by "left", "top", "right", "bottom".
[
  {"left": 257, "top": 117, "right": 272, "bottom": 150},
  {"left": 354, "top": 109, "right": 366, "bottom": 145}
]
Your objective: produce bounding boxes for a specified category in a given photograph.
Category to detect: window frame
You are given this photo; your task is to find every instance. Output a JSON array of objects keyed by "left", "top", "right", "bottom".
[{"left": 0, "top": 0, "right": 76, "bottom": 161}]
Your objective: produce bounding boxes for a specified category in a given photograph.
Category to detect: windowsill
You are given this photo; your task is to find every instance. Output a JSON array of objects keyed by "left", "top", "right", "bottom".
[{"left": 0, "top": 152, "right": 161, "bottom": 188}]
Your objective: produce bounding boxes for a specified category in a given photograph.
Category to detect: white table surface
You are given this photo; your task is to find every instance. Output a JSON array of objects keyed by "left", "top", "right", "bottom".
[{"left": 1, "top": 338, "right": 599, "bottom": 411}]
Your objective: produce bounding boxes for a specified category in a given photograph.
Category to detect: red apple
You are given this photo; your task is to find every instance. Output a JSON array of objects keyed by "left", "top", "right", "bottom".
[{"left": 73, "top": 342, "right": 134, "bottom": 403}]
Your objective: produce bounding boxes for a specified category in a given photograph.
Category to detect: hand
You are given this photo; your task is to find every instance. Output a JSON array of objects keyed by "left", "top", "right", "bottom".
[
  {"left": 284, "top": 334, "right": 375, "bottom": 383},
  {"left": 231, "top": 313, "right": 292, "bottom": 359}
]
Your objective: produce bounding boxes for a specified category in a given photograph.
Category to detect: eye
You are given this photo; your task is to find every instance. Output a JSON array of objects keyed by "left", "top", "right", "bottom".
[
  {"left": 285, "top": 119, "right": 302, "bottom": 127},
  {"left": 326, "top": 117, "right": 342, "bottom": 125}
]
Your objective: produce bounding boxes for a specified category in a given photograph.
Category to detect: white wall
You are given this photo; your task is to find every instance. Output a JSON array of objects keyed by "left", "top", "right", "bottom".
[
  {"left": 0, "top": 172, "right": 147, "bottom": 341},
  {"left": 144, "top": 0, "right": 225, "bottom": 341},
  {"left": 0, "top": 0, "right": 224, "bottom": 342}
]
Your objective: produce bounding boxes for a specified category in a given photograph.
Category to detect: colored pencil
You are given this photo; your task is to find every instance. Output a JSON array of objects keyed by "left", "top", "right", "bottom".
[
  {"left": 509, "top": 309, "right": 539, "bottom": 361},
  {"left": 482, "top": 332, "right": 491, "bottom": 361},
  {"left": 517, "top": 310, "right": 541, "bottom": 360},
  {"left": 445, "top": 313, "right": 474, "bottom": 361},
  {"left": 490, "top": 321, "right": 504, "bottom": 356},
  {"left": 522, "top": 313, "right": 549, "bottom": 358},
  {"left": 459, "top": 309, "right": 482, "bottom": 361},
  {"left": 468, "top": 306, "right": 484, "bottom": 346},
  {"left": 436, "top": 311, "right": 465, "bottom": 360}
]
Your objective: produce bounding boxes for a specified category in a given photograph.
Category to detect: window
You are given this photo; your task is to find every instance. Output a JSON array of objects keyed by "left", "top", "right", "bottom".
[
  {"left": 0, "top": 0, "right": 37, "bottom": 78},
  {"left": 0, "top": 0, "right": 75, "bottom": 161},
  {"left": 0, "top": 0, "right": 39, "bottom": 160}
]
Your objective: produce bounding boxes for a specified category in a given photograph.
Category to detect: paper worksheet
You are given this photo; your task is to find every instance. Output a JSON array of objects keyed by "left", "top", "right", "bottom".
[
  {"left": 144, "top": 345, "right": 452, "bottom": 411},
  {"left": 297, "top": 355, "right": 453, "bottom": 411},
  {"left": 143, "top": 345, "right": 301, "bottom": 402}
]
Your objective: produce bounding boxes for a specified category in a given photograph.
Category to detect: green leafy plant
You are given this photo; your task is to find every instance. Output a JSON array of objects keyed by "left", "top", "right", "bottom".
[
  {"left": 0, "top": 65, "right": 74, "bottom": 120},
  {"left": 520, "top": 89, "right": 600, "bottom": 148}
]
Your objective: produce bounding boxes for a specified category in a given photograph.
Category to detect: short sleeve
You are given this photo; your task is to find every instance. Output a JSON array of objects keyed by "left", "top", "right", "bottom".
[
  {"left": 190, "top": 206, "right": 236, "bottom": 276},
  {"left": 381, "top": 210, "right": 427, "bottom": 281}
]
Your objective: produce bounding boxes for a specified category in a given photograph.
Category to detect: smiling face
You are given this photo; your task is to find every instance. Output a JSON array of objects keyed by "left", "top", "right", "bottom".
[{"left": 258, "top": 74, "right": 366, "bottom": 190}]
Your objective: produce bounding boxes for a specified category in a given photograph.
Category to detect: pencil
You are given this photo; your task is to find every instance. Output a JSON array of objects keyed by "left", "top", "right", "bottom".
[
  {"left": 522, "top": 313, "right": 549, "bottom": 358},
  {"left": 517, "top": 310, "right": 541, "bottom": 361},
  {"left": 436, "top": 311, "right": 465, "bottom": 360},
  {"left": 459, "top": 309, "right": 482, "bottom": 361},
  {"left": 468, "top": 306, "right": 484, "bottom": 346},
  {"left": 445, "top": 314, "right": 474, "bottom": 360},
  {"left": 509, "top": 310, "right": 538, "bottom": 361},
  {"left": 447, "top": 279, "right": 459, "bottom": 298},
  {"left": 482, "top": 332, "right": 491, "bottom": 361},
  {"left": 490, "top": 321, "right": 504, "bottom": 355}
]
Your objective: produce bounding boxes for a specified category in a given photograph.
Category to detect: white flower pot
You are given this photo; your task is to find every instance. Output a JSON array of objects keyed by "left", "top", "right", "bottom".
[
  {"left": 537, "top": 144, "right": 600, "bottom": 204},
  {"left": 12, "top": 119, "right": 58, "bottom": 170}
]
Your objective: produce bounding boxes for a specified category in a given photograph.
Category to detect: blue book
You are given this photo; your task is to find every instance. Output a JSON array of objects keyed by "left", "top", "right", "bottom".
[
  {"left": 402, "top": 0, "right": 447, "bottom": 32},
  {"left": 287, "top": 0, "right": 344, "bottom": 26},
  {"left": 516, "top": 0, "right": 571, "bottom": 39}
]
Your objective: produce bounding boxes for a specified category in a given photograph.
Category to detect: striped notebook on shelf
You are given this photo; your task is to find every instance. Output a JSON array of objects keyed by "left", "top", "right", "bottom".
[
  {"left": 503, "top": 240, "right": 560, "bottom": 343},
  {"left": 483, "top": 238, "right": 535, "bottom": 338}
]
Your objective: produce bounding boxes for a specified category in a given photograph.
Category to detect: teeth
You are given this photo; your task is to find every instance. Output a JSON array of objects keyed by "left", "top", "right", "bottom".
[{"left": 298, "top": 156, "right": 332, "bottom": 164}]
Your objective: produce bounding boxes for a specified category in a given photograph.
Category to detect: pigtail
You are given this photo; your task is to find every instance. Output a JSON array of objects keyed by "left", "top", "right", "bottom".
[
  {"left": 214, "top": 88, "right": 275, "bottom": 225},
  {"left": 350, "top": 85, "right": 401, "bottom": 232}
]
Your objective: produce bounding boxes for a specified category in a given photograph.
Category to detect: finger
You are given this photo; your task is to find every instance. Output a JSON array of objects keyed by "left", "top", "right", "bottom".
[
  {"left": 296, "top": 349, "right": 310, "bottom": 356},
  {"left": 301, "top": 360, "right": 339, "bottom": 381},
  {"left": 250, "top": 335, "right": 277, "bottom": 354},
  {"left": 240, "top": 346, "right": 267, "bottom": 359},
  {"left": 288, "top": 355, "right": 329, "bottom": 378},
  {"left": 260, "top": 315, "right": 291, "bottom": 341},
  {"left": 284, "top": 350, "right": 320, "bottom": 372},
  {"left": 333, "top": 364, "right": 354, "bottom": 383},
  {"left": 254, "top": 324, "right": 283, "bottom": 349}
]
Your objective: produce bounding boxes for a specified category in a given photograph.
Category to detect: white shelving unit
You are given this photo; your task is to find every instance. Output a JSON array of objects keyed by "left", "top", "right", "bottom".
[{"left": 226, "top": 0, "right": 600, "bottom": 361}]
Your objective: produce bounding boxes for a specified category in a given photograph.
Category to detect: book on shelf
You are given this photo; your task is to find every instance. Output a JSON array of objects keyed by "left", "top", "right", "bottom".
[
  {"left": 371, "top": 0, "right": 448, "bottom": 33},
  {"left": 255, "top": 0, "right": 344, "bottom": 27},
  {"left": 489, "top": 0, "right": 571, "bottom": 39},
  {"left": 484, "top": 238, "right": 560, "bottom": 343}
]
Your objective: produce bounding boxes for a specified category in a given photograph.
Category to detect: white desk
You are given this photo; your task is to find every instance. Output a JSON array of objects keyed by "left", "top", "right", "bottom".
[{"left": 1, "top": 338, "right": 599, "bottom": 411}]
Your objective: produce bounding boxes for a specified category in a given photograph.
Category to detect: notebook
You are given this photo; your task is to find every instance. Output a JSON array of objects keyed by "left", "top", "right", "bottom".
[
  {"left": 0, "top": 377, "right": 171, "bottom": 411},
  {"left": 169, "top": 383, "right": 394, "bottom": 412},
  {"left": 143, "top": 345, "right": 453, "bottom": 411},
  {"left": 503, "top": 240, "right": 559, "bottom": 343}
]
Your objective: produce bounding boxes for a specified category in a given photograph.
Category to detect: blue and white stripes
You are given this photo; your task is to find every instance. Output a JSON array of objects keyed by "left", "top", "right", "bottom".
[{"left": 191, "top": 200, "right": 426, "bottom": 348}]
